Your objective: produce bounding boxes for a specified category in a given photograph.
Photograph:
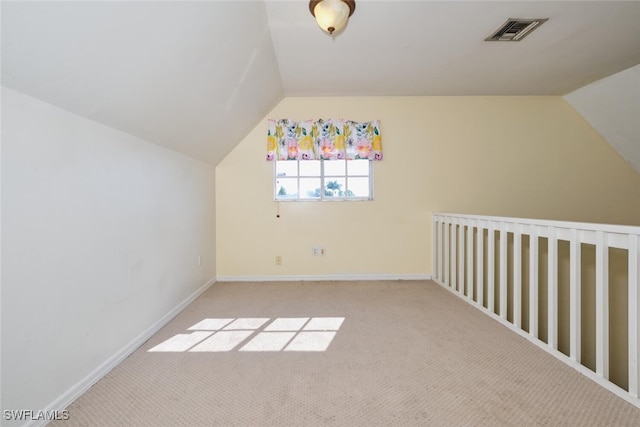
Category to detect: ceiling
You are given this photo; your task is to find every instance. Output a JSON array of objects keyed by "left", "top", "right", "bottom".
[
  {"left": 2, "top": 1, "right": 640, "bottom": 166},
  {"left": 269, "top": 0, "right": 640, "bottom": 96}
]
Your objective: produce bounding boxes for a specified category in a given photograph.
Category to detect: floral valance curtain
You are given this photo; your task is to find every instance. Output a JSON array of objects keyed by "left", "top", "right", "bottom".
[{"left": 267, "top": 119, "right": 382, "bottom": 161}]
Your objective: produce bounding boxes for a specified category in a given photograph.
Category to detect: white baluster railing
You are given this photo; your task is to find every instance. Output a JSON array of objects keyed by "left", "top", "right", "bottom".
[{"left": 432, "top": 213, "right": 640, "bottom": 408}]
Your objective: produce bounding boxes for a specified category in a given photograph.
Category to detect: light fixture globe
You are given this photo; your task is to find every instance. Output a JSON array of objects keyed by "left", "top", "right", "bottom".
[{"left": 309, "top": 0, "right": 356, "bottom": 35}]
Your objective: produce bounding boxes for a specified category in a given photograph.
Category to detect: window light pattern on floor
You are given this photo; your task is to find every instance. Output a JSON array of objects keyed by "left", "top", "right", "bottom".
[{"left": 148, "top": 317, "right": 345, "bottom": 353}]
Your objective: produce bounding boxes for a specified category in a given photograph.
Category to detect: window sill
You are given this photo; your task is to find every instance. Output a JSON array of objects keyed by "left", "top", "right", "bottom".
[{"left": 274, "top": 198, "right": 373, "bottom": 202}]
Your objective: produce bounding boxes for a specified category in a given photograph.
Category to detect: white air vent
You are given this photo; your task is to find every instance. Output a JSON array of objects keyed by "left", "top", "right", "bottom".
[{"left": 485, "top": 18, "right": 548, "bottom": 42}]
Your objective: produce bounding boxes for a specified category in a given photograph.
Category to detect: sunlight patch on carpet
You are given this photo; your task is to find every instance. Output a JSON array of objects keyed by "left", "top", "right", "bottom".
[
  {"left": 239, "top": 332, "right": 296, "bottom": 351},
  {"left": 187, "top": 318, "right": 234, "bottom": 331},
  {"left": 148, "top": 317, "right": 345, "bottom": 353},
  {"left": 285, "top": 331, "right": 337, "bottom": 352},
  {"left": 190, "top": 331, "right": 254, "bottom": 352},
  {"left": 223, "top": 318, "right": 270, "bottom": 330},
  {"left": 264, "top": 317, "right": 309, "bottom": 331},
  {"left": 148, "top": 332, "right": 213, "bottom": 352}
]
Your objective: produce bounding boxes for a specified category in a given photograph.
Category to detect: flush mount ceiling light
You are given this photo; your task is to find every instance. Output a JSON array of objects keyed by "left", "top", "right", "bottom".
[{"left": 309, "top": 0, "right": 356, "bottom": 35}]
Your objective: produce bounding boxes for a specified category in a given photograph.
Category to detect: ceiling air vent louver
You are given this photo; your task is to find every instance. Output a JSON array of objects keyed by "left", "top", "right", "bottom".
[{"left": 485, "top": 18, "right": 548, "bottom": 42}]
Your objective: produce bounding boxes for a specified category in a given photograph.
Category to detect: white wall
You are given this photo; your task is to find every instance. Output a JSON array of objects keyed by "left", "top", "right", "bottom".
[
  {"left": 1, "top": 87, "right": 216, "bottom": 425},
  {"left": 564, "top": 64, "right": 640, "bottom": 174}
]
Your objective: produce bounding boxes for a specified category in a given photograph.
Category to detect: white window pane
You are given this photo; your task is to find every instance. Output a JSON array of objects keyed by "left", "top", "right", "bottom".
[
  {"left": 324, "top": 160, "right": 346, "bottom": 176},
  {"left": 347, "top": 159, "right": 369, "bottom": 176},
  {"left": 324, "top": 178, "right": 346, "bottom": 198},
  {"left": 276, "top": 178, "right": 298, "bottom": 199},
  {"left": 276, "top": 161, "right": 297, "bottom": 177},
  {"left": 300, "top": 178, "right": 321, "bottom": 199},
  {"left": 274, "top": 159, "right": 372, "bottom": 201},
  {"left": 299, "top": 160, "right": 321, "bottom": 176},
  {"left": 347, "top": 177, "right": 370, "bottom": 198}
]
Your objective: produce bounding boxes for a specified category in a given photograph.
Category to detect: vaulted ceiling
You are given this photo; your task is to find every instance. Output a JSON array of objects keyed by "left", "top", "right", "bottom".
[{"left": 2, "top": 1, "right": 639, "bottom": 166}]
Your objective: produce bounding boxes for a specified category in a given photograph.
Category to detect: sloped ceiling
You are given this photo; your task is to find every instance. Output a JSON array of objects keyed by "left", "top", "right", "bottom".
[
  {"left": 1, "top": 1, "right": 283, "bottom": 164},
  {"left": 565, "top": 64, "right": 640, "bottom": 174},
  {"left": 2, "top": 1, "right": 639, "bottom": 166}
]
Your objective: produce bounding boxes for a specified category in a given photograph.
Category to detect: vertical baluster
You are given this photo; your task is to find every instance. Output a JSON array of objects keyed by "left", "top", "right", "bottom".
[
  {"left": 477, "top": 222, "right": 485, "bottom": 307},
  {"left": 570, "top": 228, "right": 581, "bottom": 363},
  {"left": 444, "top": 220, "right": 450, "bottom": 287},
  {"left": 629, "top": 233, "right": 640, "bottom": 397},
  {"left": 529, "top": 227, "right": 539, "bottom": 338},
  {"left": 451, "top": 221, "right": 457, "bottom": 291},
  {"left": 459, "top": 221, "right": 465, "bottom": 294},
  {"left": 488, "top": 222, "right": 495, "bottom": 314},
  {"left": 467, "top": 223, "right": 474, "bottom": 300},
  {"left": 595, "top": 230, "right": 609, "bottom": 379},
  {"left": 438, "top": 219, "right": 443, "bottom": 283},
  {"left": 499, "top": 225, "right": 508, "bottom": 319},
  {"left": 548, "top": 226, "right": 558, "bottom": 349},
  {"left": 432, "top": 217, "right": 438, "bottom": 282},
  {"left": 514, "top": 225, "right": 522, "bottom": 328}
]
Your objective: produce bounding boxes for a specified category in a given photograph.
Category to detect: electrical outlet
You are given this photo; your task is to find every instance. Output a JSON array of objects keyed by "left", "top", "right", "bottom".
[
  {"left": 275, "top": 255, "right": 282, "bottom": 265},
  {"left": 312, "top": 247, "right": 326, "bottom": 256}
]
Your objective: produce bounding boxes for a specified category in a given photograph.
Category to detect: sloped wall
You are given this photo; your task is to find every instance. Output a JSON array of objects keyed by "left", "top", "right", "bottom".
[{"left": 1, "top": 88, "right": 216, "bottom": 425}]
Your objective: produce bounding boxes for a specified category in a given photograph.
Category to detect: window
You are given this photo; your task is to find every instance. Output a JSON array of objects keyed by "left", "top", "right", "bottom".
[
  {"left": 275, "top": 159, "right": 372, "bottom": 201},
  {"left": 267, "top": 118, "right": 381, "bottom": 201}
]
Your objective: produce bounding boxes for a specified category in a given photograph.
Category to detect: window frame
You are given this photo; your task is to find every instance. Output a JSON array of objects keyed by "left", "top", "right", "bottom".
[{"left": 274, "top": 159, "right": 374, "bottom": 202}]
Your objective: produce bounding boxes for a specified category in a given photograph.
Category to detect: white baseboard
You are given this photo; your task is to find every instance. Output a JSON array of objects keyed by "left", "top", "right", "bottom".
[
  {"left": 216, "top": 274, "right": 432, "bottom": 282},
  {"left": 29, "top": 276, "right": 217, "bottom": 427}
]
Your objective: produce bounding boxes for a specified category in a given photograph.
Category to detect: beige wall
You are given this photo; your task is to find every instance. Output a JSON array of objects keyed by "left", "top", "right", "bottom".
[{"left": 216, "top": 96, "right": 640, "bottom": 278}]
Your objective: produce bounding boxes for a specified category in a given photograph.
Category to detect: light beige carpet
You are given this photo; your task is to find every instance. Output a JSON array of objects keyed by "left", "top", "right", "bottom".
[{"left": 52, "top": 280, "right": 640, "bottom": 426}]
